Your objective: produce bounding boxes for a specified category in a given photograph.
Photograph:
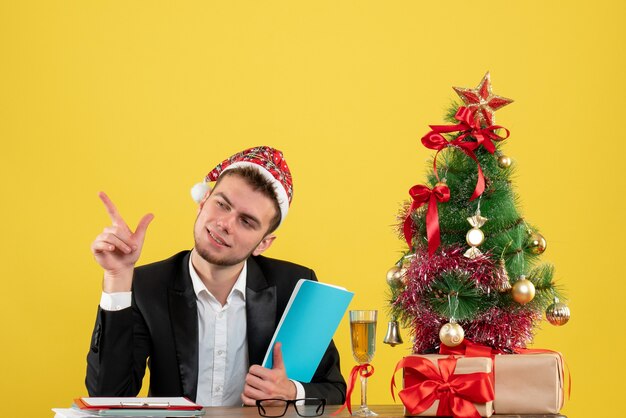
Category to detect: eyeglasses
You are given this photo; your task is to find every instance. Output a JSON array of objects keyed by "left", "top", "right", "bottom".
[{"left": 256, "top": 398, "right": 326, "bottom": 417}]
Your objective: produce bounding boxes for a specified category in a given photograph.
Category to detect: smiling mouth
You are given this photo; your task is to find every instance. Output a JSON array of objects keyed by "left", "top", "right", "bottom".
[{"left": 208, "top": 229, "right": 230, "bottom": 247}]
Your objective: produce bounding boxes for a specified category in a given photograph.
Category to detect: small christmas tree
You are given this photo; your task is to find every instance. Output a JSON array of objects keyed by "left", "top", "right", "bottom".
[{"left": 386, "top": 73, "right": 571, "bottom": 354}]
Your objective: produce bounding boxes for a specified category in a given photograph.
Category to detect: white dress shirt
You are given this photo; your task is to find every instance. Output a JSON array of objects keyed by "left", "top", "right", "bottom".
[{"left": 188, "top": 257, "right": 249, "bottom": 406}]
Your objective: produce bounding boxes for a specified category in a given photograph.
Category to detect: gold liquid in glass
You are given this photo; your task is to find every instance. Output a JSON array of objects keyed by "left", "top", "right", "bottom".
[{"left": 349, "top": 310, "right": 378, "bottom": 417}]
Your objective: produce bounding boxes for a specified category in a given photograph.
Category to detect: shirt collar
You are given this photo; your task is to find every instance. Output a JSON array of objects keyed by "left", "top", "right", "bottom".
[{"left": 188, "top": 254, "right": 247, "bottom": 302}]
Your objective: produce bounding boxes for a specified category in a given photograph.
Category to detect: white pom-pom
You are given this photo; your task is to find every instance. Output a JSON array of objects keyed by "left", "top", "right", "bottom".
[{"left": 191, "top": 182, "right": 210, "bottom": 203}]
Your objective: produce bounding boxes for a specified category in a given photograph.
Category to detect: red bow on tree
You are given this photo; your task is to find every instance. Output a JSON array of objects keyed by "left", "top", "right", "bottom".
[
  {"left": 421, "top": 107, "right": 510, "bottom": 201},
  {"left": 403, "top": 183, "right": 450, "bottom": 256}
]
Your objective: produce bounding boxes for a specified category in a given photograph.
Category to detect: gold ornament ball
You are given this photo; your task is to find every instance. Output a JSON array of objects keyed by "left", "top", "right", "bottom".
[
  {"left": 439, "top": 322, "right": 465, "bottom": 347},
  {"left": 497, "top": 155, "right": 512, "bottom": 168},
  {"left": 386, "top": 266, "right": 406, "bottom": 287},
  {"left": 546, "top": 301, "right": 571, "bottom": 326},
  {"left": 527, "top": 232, "right": 547, "bottom": 255},
  {"left": 512, "top": 277, "right": 536, "bottom": 304}
]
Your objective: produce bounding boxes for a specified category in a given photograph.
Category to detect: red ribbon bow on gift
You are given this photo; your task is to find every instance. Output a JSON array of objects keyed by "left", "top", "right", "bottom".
[
  {"left": 331, "top": 363, "right": 374, "bottom": 416},
  {"left": 403, "top": 183, "right": 450, "bottom": 255},
  {"left": 391, "top": 356, "right": 494, "bottom": 418},
  {"left": 421, "top": 107, "right": 510, "bottom": 201}
]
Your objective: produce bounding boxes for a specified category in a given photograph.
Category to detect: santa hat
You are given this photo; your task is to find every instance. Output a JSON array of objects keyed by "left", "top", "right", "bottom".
[{"left": 191, "top": 146, "right": 293, "bottom": 223}]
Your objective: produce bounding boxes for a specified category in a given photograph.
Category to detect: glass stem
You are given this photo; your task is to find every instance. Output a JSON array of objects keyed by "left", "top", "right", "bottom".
[{"left": 360, "top": 375, "right": 368, "bottom": 410}]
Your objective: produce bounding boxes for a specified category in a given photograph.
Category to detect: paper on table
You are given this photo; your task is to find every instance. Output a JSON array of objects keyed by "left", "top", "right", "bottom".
[
  {"left": 53, "top": 408, "right": 100, "bottom": 418},
  {"left": 79, "top": 397, "right": 198, "bottom": 408}
]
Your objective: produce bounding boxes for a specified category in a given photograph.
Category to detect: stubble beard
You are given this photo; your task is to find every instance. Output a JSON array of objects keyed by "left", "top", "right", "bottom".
[
  {"left": 193, "top": 228, "right": 257, "bottom": 267},
  {"left": 194, "top": 243, "right": 253, "bottom": 267}
]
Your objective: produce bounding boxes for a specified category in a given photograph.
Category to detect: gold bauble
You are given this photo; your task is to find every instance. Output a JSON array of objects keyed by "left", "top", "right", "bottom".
[
  {"left": 497, "top": 155, "right": 512, "bottom": 168},
  {"left": 527, "top": 232, "right": 547, "bottom": 255},
  {"left": 546, "top": 299, "right": 571, "bottom": 326},
  {"left": 512, "top": 276, "right": 536, "bottom": 304},
  {"left": 439, "top": 322, "right": 465, "bottom": 347},
  {"left": 386, "top": 266, "right": 406, "bottom": 287},
  {"left": 466, "top": 227, "right": 485, "bottom": 247}
]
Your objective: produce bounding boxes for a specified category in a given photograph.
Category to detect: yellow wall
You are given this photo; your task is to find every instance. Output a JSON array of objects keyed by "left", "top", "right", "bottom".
[{"left": 1, "top": 1, "right": 624, "bottom": 416}]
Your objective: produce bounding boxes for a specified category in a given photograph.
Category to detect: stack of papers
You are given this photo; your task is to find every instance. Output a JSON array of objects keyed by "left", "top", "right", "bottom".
[{"left": 53, "top": 397, "right": 205, "bottom": 417}]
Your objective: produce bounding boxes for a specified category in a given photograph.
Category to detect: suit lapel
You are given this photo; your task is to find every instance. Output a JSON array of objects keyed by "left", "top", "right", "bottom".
[
  {"left": 246, "top": 257, "right": 277, "bottom": 366},
  {"left": 168, "top": 252, "right": 199, "bottom": 401}
]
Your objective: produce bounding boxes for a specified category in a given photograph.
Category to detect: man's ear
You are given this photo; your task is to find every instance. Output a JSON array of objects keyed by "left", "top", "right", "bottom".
[
  {"left": 252, "top": 234, "right": 276, "bottom": 256},
  {"left": 197, "top": 187, "right": 212, "bottom": 213}
]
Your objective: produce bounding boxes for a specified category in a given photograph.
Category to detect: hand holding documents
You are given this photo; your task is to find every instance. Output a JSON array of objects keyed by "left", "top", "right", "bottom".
[{"left": 262, "top": 279, "right": 354, "bottom": 382}]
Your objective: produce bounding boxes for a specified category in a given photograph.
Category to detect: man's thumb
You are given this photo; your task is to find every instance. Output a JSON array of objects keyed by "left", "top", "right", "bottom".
[{"left": 272, "top": 342, "right": 285, "bottom": 370}]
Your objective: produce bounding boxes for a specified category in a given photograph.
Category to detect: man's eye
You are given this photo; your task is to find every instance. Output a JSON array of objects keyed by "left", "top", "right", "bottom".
[{"left": 240, "top": 218, "right": 256, "bottom": 229}]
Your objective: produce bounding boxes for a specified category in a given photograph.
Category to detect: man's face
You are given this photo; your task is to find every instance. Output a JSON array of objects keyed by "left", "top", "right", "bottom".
[{"left": 193, "top": 174, "right": 278, "bottom": 267}]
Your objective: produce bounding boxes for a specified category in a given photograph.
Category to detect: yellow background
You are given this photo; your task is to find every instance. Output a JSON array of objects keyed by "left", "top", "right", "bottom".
[{"left": 1, "top": 1, "right": 624, "bottom": 416}]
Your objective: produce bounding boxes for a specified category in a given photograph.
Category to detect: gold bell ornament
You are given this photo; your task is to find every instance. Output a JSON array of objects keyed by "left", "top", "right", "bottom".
[
  {"left": 546, "top": 297, "right": 571, "bottom": 326},
  {"left": 496, "top": 259, "right": 512, "bottom": 292},
  {"left": 383, "top": 319, "right": 404, "bottom": 347}
]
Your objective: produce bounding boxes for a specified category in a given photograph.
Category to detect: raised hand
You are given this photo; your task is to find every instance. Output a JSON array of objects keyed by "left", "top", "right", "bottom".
[
  {"left": 241, "top": 342, "right": 297, "bottom": 406},
  {"left": 91, "top": 192, "right": 154, "bottom": 293}
]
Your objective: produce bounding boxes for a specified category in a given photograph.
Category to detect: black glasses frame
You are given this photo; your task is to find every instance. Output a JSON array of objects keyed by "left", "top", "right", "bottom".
[{"left": 255, "top": 398, "right": 326, "bottom": 417}]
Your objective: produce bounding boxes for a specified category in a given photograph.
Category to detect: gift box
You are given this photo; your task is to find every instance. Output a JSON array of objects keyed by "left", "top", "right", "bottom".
[
  {"left": 395, "top": 355, "right": 494, "bottom": 417},
  {"left": 493, "top": 352, "right": 564, "bottom": 414}
]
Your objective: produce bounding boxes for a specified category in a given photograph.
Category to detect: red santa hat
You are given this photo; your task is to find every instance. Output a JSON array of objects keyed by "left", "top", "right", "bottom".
[{"left": 191, "top": 146, "right": 293, "bottom": 224}]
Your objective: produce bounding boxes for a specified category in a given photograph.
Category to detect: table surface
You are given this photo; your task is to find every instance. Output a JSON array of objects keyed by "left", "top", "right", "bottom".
[{"left": 199, "top": 404, "right": 566, "bottom": 417}]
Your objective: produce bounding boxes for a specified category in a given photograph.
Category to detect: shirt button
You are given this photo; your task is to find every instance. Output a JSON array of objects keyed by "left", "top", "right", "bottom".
[
  {"left": 215, "top": 386, "right": 222, "bottom": 392},
  {"left": 217, "top": 350, "right": 224, "bottom": 356},
  {"left": 217, "top": 312, "right": 224, "bottom": 319}
]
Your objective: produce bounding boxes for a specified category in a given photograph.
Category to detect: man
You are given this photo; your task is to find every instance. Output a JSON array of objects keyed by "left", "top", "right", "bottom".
[{"left": 86, "top": 146, "right": 346, "bottom": 406}]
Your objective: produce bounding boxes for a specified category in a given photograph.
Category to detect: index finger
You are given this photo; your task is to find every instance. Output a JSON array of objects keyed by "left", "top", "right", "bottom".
[{"left": 98, "top": 192, "right": 129, "bottom": 229}]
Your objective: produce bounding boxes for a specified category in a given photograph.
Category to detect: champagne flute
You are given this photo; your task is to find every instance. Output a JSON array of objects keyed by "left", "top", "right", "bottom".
[{"left": 349, "top": 310, "right": 378, "bottom": 417}]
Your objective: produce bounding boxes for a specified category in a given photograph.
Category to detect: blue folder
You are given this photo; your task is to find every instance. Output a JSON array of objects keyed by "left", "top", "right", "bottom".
[{"left": 262, "top": 279, "right": 354, "bottom": 382}]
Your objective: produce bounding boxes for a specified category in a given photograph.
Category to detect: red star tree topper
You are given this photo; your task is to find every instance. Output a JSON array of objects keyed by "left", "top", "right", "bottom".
[{"left": 453, "top": 72, "right": 514, "bottom": 126}]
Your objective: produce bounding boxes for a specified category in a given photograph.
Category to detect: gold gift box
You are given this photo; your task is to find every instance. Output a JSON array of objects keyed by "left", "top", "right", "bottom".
[{"left": 493, "top": 352, "right": 564, "bottom": 414}]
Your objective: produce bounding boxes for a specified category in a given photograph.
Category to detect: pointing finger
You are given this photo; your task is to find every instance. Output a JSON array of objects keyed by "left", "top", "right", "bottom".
[{"left": 98, "top": 192, "right": 130, "bottom": 230}]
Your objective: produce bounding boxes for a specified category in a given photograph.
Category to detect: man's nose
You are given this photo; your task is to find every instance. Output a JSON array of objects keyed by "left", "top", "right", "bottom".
[{"left": 216, "top": 213, "right": 234, "bottom": 233}]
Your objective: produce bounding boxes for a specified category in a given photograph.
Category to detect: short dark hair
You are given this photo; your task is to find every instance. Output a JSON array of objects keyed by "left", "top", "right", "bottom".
[{"left": 214, "top": 166, "right": 282, "bottom": 234}]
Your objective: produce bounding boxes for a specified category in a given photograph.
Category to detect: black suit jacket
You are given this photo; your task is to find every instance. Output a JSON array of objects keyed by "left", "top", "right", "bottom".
[{"left": 86, "top": 251, "right": 346, "bottom": 404}]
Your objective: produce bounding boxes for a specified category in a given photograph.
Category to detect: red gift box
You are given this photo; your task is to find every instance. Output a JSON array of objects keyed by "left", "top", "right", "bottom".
[{"left": 392, "top": 355, "right": 494, "bottom": 418}]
